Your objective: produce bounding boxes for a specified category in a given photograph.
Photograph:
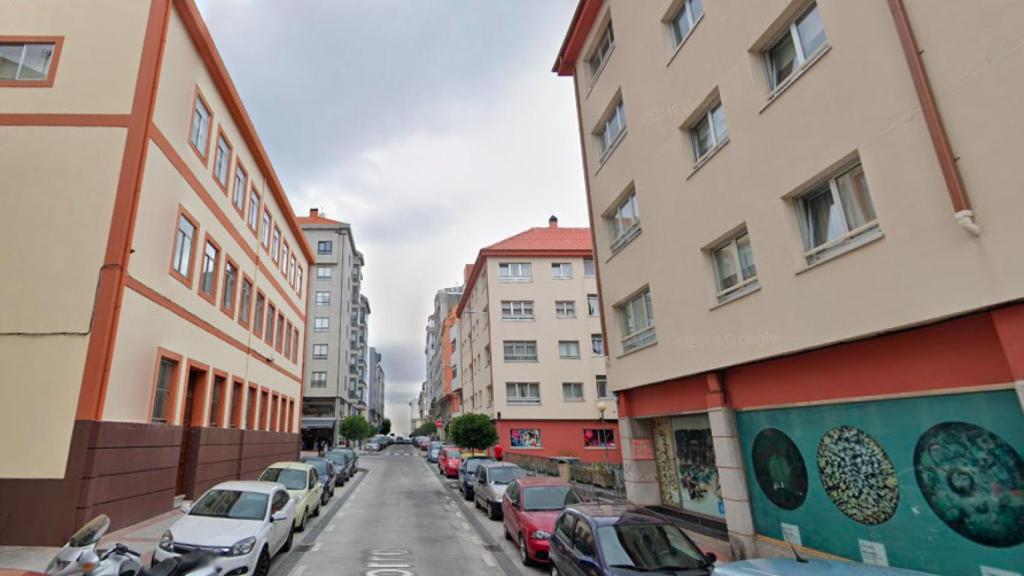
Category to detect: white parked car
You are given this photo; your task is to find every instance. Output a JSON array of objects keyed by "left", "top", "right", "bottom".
[{"left": 155, "top": 481, "right": 296, "bottom": 576}]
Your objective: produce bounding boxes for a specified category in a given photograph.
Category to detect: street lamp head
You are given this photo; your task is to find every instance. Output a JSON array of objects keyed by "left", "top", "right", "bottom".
[{"left": 596, "top": 401, "right": 607, "bottom": 415}]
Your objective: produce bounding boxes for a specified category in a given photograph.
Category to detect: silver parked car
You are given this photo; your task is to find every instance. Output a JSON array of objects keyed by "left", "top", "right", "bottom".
[{"left": 473, "top": 462, "right": 525, "bottom": 520}]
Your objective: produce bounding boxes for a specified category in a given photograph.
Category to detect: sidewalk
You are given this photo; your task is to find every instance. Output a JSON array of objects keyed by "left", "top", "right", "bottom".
[{"left": 0, "top": 508, "right": 184, "bottom": 572}]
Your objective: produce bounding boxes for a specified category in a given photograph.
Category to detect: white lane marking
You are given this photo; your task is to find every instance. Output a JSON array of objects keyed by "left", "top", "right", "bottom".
[
  {"left": 326, "top": 523, "right": 336, "bottom": 532},
  {"left": 287, "top": 564, "right": 307, "bottom": 576},
  {"left": 482, "top": 554, "right": 497, "bottom": 568},
  {"left": 469, "top": 535, "right": 482, "bottom": 546},
  {"left": 312, "top": 542, "right": 322, "bottom": 552}
]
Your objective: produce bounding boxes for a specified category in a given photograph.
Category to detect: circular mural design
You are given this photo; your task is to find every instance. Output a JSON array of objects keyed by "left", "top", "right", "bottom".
[
  {"left": 914, "top": 421, "right": 1024, "bottom": 548},
  {"left": 817, "top": 426, "right": 899, "bottom": 525},
  {"left": 752, "top": 428, "right": 808, "bottom": 510}
]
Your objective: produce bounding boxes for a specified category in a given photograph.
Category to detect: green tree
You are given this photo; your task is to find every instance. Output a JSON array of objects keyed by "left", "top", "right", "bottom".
[
  {"left": 339, "top": 415, "right": 372, "bottom": 442},
  {"left": 449, "top": 413, "right": 497, "bottom": 451},
  {"left": 413, "top": 420, "right": 436, "bottom": 437},
  {"left": 379, "top": 418, "right": 392, "bottom": 435}
]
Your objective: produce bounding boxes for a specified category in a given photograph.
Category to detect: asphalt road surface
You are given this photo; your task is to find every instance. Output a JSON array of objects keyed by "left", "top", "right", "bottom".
[{"left": 271, "top": 444, "right": 547, "bottom": 576}]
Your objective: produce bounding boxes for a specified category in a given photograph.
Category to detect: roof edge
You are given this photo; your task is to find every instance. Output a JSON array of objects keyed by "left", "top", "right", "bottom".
[{"left": 553, "top": 0, "right": 604, "bottom": 76}]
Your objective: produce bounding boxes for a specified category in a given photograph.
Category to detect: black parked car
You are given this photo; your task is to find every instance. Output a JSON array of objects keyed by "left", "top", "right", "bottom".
[
  {"left": 300, "top": 457, "right": 337, "bottom": 503},
  {"left": 325, "top": 449, "right": 356, "bottom": 484},
  {"left": 458, "top": 456, "right": 494, "bottom": 501}
]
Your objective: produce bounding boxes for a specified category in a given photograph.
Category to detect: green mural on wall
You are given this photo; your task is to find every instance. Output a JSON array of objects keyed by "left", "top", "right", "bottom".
[{"left": 736, "top": 390, "right": 1024, "bottom": 576}]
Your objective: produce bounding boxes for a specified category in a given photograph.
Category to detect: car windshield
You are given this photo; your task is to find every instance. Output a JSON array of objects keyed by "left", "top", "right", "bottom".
[
  {"left": 259, "top": 468, "right": 306, "bottom": 490},
  {"left": 598, "top": 524, "right": 706, "bottom": 571},
  {"left": 488, "top": 467, "right": 524, "bottom": 484},
  {"left": 189, "top": 490, "right": 268, "bottom": 521},
  {"left": 304, "top": 459, "right": 329, "bottom": 476},
  {"left": 326, "top": 452, "right": 349, "bottom": 465},
  {"left": 523, "top": 486, "right": 580, "bottom": 511}
]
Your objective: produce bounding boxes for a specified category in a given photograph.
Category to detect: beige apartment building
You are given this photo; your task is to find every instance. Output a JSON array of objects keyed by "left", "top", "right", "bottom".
[
  {"left": 0, "top": 0, "right": 310, "bottom": 545},
  {"left": 556, "top": 1, "right": 1024, "bottom": 574},
  {"left": 458, "top": 218, "right": 620, "bottom": 464}
]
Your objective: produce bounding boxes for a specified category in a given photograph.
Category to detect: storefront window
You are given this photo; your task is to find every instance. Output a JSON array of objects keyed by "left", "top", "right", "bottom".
[{"left": 670, "top": 415, "right": 725, "bottom": 519}]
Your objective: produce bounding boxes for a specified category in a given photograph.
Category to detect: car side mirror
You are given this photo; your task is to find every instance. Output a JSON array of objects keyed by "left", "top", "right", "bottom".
[
  {"left": 179, "top": 502, "right": 191, "bottom": 514},
  {"left": 579, "top": 557, "right": 598, "bottom": 572},
  {"left": 271, "top": 511, "right": 288, "bottom": 523},
  {"left": 704, "top": 552, "right": 717, "bottom": 565}
]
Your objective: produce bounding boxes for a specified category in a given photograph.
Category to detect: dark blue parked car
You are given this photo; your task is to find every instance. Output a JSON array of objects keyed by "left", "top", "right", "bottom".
[
  {"left": 549, "top": 504, "right": 715, "bottom": 576},
  {"left": 458, "top": 456, "right": 494, "bottom": 501}
]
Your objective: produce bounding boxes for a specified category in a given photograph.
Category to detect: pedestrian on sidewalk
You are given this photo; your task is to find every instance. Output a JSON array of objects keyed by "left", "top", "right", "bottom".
[{"left": 494, "top": 443, "right": 504, "bottom": 461}]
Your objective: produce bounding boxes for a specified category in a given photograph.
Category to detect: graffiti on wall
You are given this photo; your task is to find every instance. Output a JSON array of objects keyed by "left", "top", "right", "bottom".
[
  {"left": 672, "top": 415, "right": 724, "bottom": 518},
  {"left": 914, "top": 421, "right": 1024, "bottom": 548},
  {"left": 752, "top": 428, "right": 808, "bottom": 510},
  {"left": 817, "top": 426, "right": 899, "bottom": 525},
  {"left": 510, "top": 428, "right": 542, "bottom": 448},
  {"left": 652, "top": 418, "right": 682, "bottom": 507}
]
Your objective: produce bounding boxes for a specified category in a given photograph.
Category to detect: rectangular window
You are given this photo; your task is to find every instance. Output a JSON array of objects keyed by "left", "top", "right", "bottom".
[
  {"left": 314, "top": 317, "right": 329, "bottom": 332},
  {"left": 712, "top": 230, "right": 759, "bottom": 302},
  {"left": 296, "top": 267, "right": 303, "bottom": 297},
  {"left": 506, "top": 382, "right": 541, "bottom": 405},
  {"left": 317, "top": 240, "right": 333, "bottom": 255},
  {"left": 498, "top": 262, "right": 532, "bottom": 282},
  {"left": 597, "top": 100, "right": 626, "bottom": 158},
  {"left": 289, "top": 256, "right": 296, "bottom": 286},
  {"left": 271, "top": 227, "right": 281, "bottom": 262},
  {"left": 0, "top": 40, "right": 58, "bottom": 83},
  {"left": 253, "top": 292, "right": 265, "bottom": 337},
  {"left": 229, "top": 380, "right": 243, "bottom": 428},
  {"left": 232, "top": 164, "right": 247, "bottom": 214},
  {"left": 588, "top": 23, "right": 614, "bottom": 77},
  {"left": 316, "top": 291, "right": 331, "bottom": 306},
  {"left": 281, "top": 243, "right": 290, "bottom": 276},
  {"left": 555, "top": 300, "right": 576, "bottom": 319},
  {"left": 500, "top": 300, "right": 534, "bottom": 320},
  {"left": 587, "top": 294, "right": 600, "bottom": 317},
  {"left": 209, "top": 376, "right": 225, "bottom": 427},
  {"left": 670, "top": 0, "right": 704, "bottom": 47},
  {"left": 317, "top": 266, "right": 332, "bottom": 280},
  {"left": 261, "top": 210, "right": 271, "bottom": 248},
  {"left": 583, "top": 258, "right": 596, "bottom": 278},
  {"left": 171, "top": 211, "right": 197, "bottom": 284},
  {"left": 265, "top": 303, "right": 276, "bottom": 346},
  {"left": 551, "top": 262, "right": 573, "bottom": 279},
  {"left": 151, "top": 357, "right": 177, "bottom": 423},
  {"left": 247, "top": 189, "right": 260, "bottom": 232},
  {"left": 259, "top": 390, "right": 269, "bottom": 430},
  {"left": 765, "top": 3, "right": 828, "bottom": 90},
  {"left": 239, "top": 278, "right": 252, "bottom": 327},
  {"left": 592, "top": 334, "right": 605, "bottom": 356},
  {"left": 503, "top": 340, "right": 538, "bottom": 362},
  {"left": 199, "top": 238, "right": 220, "bottom": 301},
  {"left": 292, "top": 329, "right": 300, "bottom": 363},
  {"left": 584, "top": 429, "right": 616, "bottom": 449},
  {"left": 189, "top": 90, "right": 212, "bottom": 160},
  {"left": 562, "top": 382, "right": 584, "bottom": 402},
  {"left": 221, "top": 259, "right": 238, "bottom": 315},
  {"left": 213, "top": 132, "right": 232, "bottom": 189},
  {"left": 283, "top": 321, "right": 292, "bottom": 358},
  {"left": 796, "top": 163, "right": 878, "bottom": 263},
  {"left": 313, "top": 344, "right": 328, "bottom": 360},
  {"left": 618, "top": 289, "right": 657, "bottom": 352},
  {"left": 559, "top": 341, "right": 581, "bottom": 359},
  {"left": 276, "top": 313, "right": 285, "bottom": 352},
  {"left": 607, "top": 190, "right": 640, "bottom": 251},
  {"left": 311, "top": 372, "right": 327, "bottom": 388},
  {"left": 596, "top": 375, "right": 609, "bottom": 399},
  {"left": 691, "top": 102, "right": 728, "bottom": 162}
]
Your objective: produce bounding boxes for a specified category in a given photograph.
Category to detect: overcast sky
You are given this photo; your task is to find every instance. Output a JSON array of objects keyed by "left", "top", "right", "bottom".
[{"left": 196, "top": 1, "right": 587, "bottom": 434}]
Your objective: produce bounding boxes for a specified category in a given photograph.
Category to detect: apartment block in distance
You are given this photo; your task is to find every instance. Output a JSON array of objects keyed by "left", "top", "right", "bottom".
[
  {"left": 458, "top": 217, "right": 619, "bottom": 464},
  {"left": 0, "top": 0, "right": 311, "bottom": 544},
  {"left": 555, "top": 1, "right": 1024, "bottom": 574},
  {"left": 425, "top": 286, "right": 463, "bottom": 429},
  {"left": 298, "top": 208, "right": 366, "bottom": 447}
]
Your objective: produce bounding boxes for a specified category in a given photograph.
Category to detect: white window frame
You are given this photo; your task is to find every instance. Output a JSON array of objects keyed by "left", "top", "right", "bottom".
[
  {"left": 506, "top": 382, "right": 541, "bottom": 405},
  {"left": 562, "top": 382, "right": 585, "bottom": 402},
  {"left": 555, "top": 300, "right": 576, "bottom": 319},
  {"left": 618, "top": 289, "right": 657, "bottom": 353},
  {"left": 311, "top": 372, "right": 327, "bottom": 388},
  {"left": 559, "top": 341, "right": 581, "bottom": 359},
  {"left": 315, "top": 291, "right": 331, "bottom": 306},
  {"left": 597, "top": 100, "right": 627, "bottom": 160},
  {"left": 214, "top": 134, "right": 231, "bottom": 185},
  {"left": 591, "top": 334, "right": 605, "bottom": 356},
  {"left": 312, "top": 344, "right": 328, "bottom": 360},
  {"left": 232, "top": 167, "right": 246, "bottom": 211},
  {"left": 172, "top": 215, "right": 195, "bottom": 277},
  {"left": 796, "top": 162, "right": 879, "bottom": 264},
  {"left": 503, "top": 340, "right": 538, "bottom": 362},
  {"left": 501, "top": 300, "right": 534, "bottom": 321},
  {"left": 587, "top": 294, "right": 601, "bottom": 317},
  {"left": 607, "top": 190, "right": 641, "bottom": 252},
  {"left": 189, "top": 97, "right": 211, "bottom": 155},
  {"left": 551, "top": 262, "right": 573, "bottom": 279},
  {"left": 596, "top": 375, "right": 611, "bottom": 399},
  {"left": 498, "top": 262, "right": 532, "bottom": 283},
  {"left": 690, "top": 102, "right": 728, "bottom": 163},
  {"left": 764, "top": 3, "right": 828, "bottom": 91},
  {"left": 587, "top": 23, "right": 615, "bottom": 79},
  {"left": 317, "top": 265, "right": 332, "bottom": 280},
  {"left": 711, "top": 231, "right": 759, "bottom": 303},
  {"left": 583, "top": 258, "right": 596, "bottom": 278},
  {"left": 669, "top": 0, "right": 704, "bottom": 48},
  {"left": 314, "top": 317, "right": 329, "bottom": 333},
  {"left": 0, "top": 42, "right": 55, "bottom": 81}
]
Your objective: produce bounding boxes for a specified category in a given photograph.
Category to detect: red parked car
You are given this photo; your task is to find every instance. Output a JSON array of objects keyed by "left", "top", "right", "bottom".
[
  {"left": 438, "top": 446, "right": 461, "bottom": 477},
  {"left": 501, "top": 477, "right": 581, "bottom": 566}
]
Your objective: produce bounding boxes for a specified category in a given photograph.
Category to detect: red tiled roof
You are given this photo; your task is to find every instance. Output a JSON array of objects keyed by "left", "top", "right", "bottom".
[
  {"left": 296, "top": 215, "right": 344, "bottom": 226},
  {"left": 484, "top": 226, "right": 592, "bottom": 252}
]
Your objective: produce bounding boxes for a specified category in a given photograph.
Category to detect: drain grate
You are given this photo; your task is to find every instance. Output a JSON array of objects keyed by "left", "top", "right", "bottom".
[
  {"left": 483, "top": 544, "right": 501, "bottom": 552},
  {"left": 294, "top": 544, "right": 313, "bottom": 552}
]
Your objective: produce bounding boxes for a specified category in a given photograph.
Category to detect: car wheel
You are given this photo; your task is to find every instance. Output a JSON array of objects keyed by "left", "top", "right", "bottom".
[
  {"left": 254, "top": 547, "right": 270, "bottom": 576},
  {"left": 503, "top": 522, "right": 511, "bottom": 541},
  {"left": 463, "top": 490, "right": 472, "bottom": 502},
  {"left": 474, "top": 496, "right": 481, "bottom": 510},
  {"left": 313, "top": 501, "right": 321, "bottom": 517},
  {"left": 551, "top": 565, "right": 559, "bottom": 576},
  {"left": 519, "top": 534, "right": 532, "bottom": 566},
  {"left": 296, "top": 510, "right": 306, "bottom": 532},
  {"left": 487, "top": 501, "right": 496, "bottom": 520},
  {"left": 281, "top": 527, "right": 294, "bottom": 553}
]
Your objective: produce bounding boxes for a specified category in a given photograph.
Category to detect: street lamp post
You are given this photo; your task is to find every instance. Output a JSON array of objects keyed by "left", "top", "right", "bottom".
[{"left": 597, "top": 401, "right": 612, "bottom": 497}]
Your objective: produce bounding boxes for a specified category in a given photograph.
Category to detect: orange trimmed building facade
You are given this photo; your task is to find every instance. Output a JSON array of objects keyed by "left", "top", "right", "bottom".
[
  {"left": 457, "top": 218, "right": 620, "bottom": 465},
  {"left": 0, "top": 0, "right": 310, "bottom": 545}
]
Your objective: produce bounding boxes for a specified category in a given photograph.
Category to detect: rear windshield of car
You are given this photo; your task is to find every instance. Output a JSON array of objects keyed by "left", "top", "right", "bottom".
[
  {"left": 304, "top": 459, "right": 329, "bottom": 476},
  {"left": 259, "top": 468, "right": 306, "bottom": 490},
  {"left": 431, "top": 441, "right": 443, "bottom": 448},
  {"left": 523, "top": 486, "right": 580, "bottom": 511},
  {"left": 465, "top": 459, "right": 489, "bottom": 473},
  {"left": 488, "top": 467, "right": 525, "bottom": 484},
  {"left": 189, "top": 490, "right": 268, "bottom": 521},
  {"left": 445, "top": 449, "right": 461, "bottom": 458},
  {"left": 597, "top": 524, "right": 706, "bottom": 571},
  {"left": 326, "top": 452, "right": 349, "bottom": 465}
]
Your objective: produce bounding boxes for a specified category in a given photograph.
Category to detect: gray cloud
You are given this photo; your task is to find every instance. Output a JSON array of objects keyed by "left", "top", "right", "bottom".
[{"left": 197, "top": 1, "right": 586, "bottom": 431}]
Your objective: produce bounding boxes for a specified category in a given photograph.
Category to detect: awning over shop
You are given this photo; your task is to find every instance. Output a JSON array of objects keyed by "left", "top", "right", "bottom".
[{"left": 301, "top": 417, "right": 337, "bottom": 430}]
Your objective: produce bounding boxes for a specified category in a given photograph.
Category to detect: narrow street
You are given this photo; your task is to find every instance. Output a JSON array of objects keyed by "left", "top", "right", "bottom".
[{"left": 272, "top": 445, "right": 542, "bottom": 576}]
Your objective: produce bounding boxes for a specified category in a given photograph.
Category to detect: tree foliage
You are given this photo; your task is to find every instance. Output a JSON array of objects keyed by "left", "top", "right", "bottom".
[
  {"left": 412, "top": 420, "right": 436, "bottom": 437},
  {"left": 449, "top": 413, "right": 497, "bottom": 451},
  {"left": 379, "top": 418, "right": 392, "bottom": 435},
  {"left": 339, "top": 415, "right": 373, "bottom": 441}
]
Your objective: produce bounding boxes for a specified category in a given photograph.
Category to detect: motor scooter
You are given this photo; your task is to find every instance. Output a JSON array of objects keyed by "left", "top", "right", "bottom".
[{"left": 45, "top": 515, "right": 217, "bottom": 576}]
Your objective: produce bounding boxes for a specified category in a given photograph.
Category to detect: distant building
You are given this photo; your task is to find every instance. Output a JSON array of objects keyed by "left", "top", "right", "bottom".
[
  {"left": 368, "top": 347, "right": 385, "bottom": 429},
  {"left": 424, "top": 286, "right": 464, "bottom": 430},
  {"left": 458, "top": 217, "right": 619, "bottom": 464}
]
